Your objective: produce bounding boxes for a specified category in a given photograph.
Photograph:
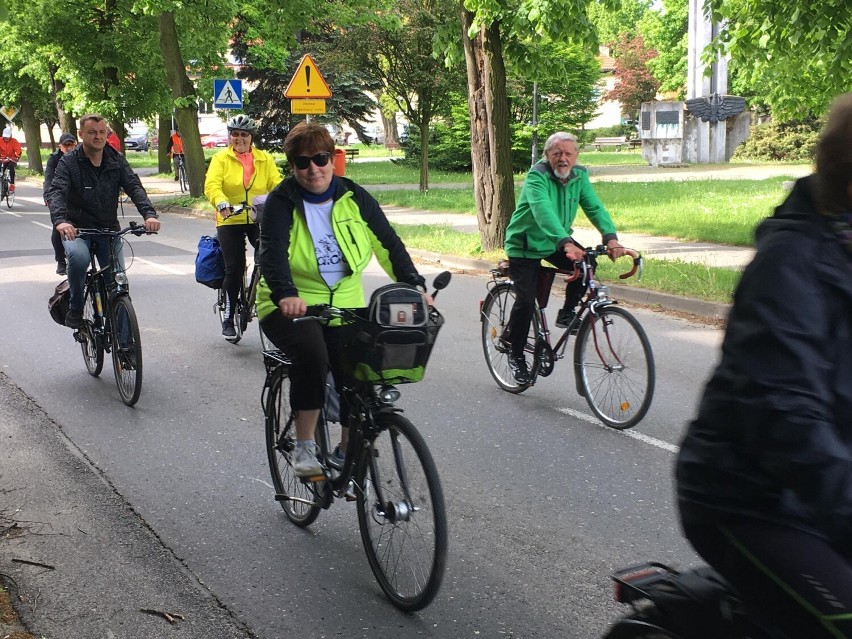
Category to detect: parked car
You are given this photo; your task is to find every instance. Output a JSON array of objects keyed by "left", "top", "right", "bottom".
[
  {"left": 201, "top": 131, "right": 229, "bottom": 148},
  {"left": 124, "top": 127, "right": 150, "bottom": 152}
]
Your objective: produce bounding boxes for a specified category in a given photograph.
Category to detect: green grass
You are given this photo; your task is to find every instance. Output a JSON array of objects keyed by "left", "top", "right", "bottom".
[
  {"left": 373, "top": 177, "right": 797, "bottom": 247},
  {"left": 394, "top": 224, "right": 741, "bottom": 303}
]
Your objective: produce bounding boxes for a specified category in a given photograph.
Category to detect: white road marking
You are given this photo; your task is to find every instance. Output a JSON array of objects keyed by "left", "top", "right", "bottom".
[
  {"left": 1, "top": 209, "right": 22, "bottom": 217},
  {"left": 252, "top": 477, "right": 274, "bottom": 489},
  {"left": 31, "top": 221, "right": 53, "bottom": 230},
  {"left": 557, "top": 406, "right": 680, "bottom": 453},
  {"left": 131, "top": 257, "right": 186, "bottom": 275}
]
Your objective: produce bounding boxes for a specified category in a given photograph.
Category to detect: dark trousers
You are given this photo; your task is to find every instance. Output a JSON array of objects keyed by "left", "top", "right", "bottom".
[
  {"left": 506, "top": 246, "right": 587, "bottom": 358},
  {"left": 2, "top": 161, "right": 15, "bottom": 184},
  {"left": 260, "top": 311, "right": 353, "bottom": 424},
  {"left": 217, "top": 223, "right": 259, "bottom": 320},
  {"left": 683, "top": 516, "right": 852, "bottom": 638}
]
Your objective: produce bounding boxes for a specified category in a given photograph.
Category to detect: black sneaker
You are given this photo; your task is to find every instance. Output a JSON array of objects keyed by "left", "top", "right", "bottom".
[
  {"left": 65, "top": 308, "right": 83, "bottom": 329},
  {"left": 56, "top": 261, "right": 67, "bottom": 276},
  {"left": 222, "top": 319, "right": 237, "bottom": 339},
  {"left": 555, "top": 308, "right": 576, "bottom": 330},
  {"left": 507, "top": 355, "right": 530, "bottom": 385}
]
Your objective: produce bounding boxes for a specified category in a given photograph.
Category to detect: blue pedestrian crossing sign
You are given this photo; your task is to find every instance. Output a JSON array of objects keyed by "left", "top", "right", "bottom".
[{"left": 213, "top": 79, "right": 243, "bottom": 109}]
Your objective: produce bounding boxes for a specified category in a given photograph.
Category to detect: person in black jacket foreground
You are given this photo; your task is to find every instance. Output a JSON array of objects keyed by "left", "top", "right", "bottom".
[
  {"left": 676, "top": 92, "right": 852, "bottom": 638},
  {"left": 46, "top": 114, "right": 160, "bottom": 329},
  {"left": 44, "top": 132, "right": 78, "bottom": 275}
]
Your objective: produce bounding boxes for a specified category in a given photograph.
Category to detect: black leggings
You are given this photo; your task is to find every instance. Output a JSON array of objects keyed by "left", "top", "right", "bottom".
[
  {"left": 506, "top": 244, "right": 588, "bottom": 358},
  {"left": 683, "top": 516, "right": 852, "bottom": 638},
  {"left": 217, "top": 223, "right": 259, "bottom": 319},
  {"left": 259, "top": 310, "right": 353, "bottom": 422},
  {"left": 51, "top": 228, "right": 65, "bottom": 263}
]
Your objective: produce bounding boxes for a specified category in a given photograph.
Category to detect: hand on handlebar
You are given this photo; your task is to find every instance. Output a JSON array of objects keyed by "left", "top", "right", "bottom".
[
  {"left": 143, "top": 217, "right": 160, "bottom": 233},
  {"left": 56, "top": 222, "right": 77, "bottom": 241},
  {"left": 563, "top": 243, "right": 586, "bottom": 262},
  {"left": 606, "top": 241, "right": 630, "bottom": 261},
  {"left": 278, "top": 296, "right": 308, "bottom": 319}
]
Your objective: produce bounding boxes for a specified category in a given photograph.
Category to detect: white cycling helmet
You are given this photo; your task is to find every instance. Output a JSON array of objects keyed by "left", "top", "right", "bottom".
[{"left": 227, "top": 114, "right": 257, "bottom": 135}]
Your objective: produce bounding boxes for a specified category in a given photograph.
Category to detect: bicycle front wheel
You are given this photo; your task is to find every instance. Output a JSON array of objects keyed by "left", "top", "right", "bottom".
[
  {"left": 5, "top": 185, "right": 13, "bottom": 209},
  {"left": 81, "top": 287, "right": 104, "bottom": 376},
  {"left": 111, "top": 295, "right": 143, "bottom": 406},
  {"left": 356, "top": 413, "right": 447, "bottom": 611},
  {"left": 265, "top": 367, "right": 322, "bottom": 527},
  {"left": 480, "top": 282, "right": 540, "bottom": 393},
  {"left": 574, "top": 305, "right": 655, "bottom": 429}
]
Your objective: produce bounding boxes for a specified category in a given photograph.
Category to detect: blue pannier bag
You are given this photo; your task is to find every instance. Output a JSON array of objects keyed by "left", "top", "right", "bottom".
[{"left": 195, "top": 235, "right": 225, "bottom": 289}]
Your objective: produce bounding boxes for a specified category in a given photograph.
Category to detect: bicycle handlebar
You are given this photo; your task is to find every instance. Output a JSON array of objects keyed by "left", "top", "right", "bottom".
[
  {"left": 76, "top": 220, "right": 157, "bottom": 239},
  {"left": 562, "top": 245, "right": 643, "bottom": 282}
]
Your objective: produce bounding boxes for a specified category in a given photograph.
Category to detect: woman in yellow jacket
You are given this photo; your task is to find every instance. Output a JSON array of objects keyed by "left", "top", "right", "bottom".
[{"left": 204, "top": 114, "right": 281, "bottom": 339}]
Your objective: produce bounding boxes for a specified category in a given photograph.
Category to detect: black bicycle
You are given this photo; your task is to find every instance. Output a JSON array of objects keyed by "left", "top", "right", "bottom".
[
  {"left": 175, "top": 154, "right": 188, "bottom": 193},
  {"left": 214, "top": 205, "right": 269, "bottom": 347},
  {"left": 0, "top": 158, "right": 15, "bottom": 209},
  {"left": 480, "top": 246, "right": 655, "bottom": 429},
  {"left": 74, "top": 221, "right": 154, "bottom": 406},
  {"left": 262, "top": 272, "right": 451, "bottom": 611}
]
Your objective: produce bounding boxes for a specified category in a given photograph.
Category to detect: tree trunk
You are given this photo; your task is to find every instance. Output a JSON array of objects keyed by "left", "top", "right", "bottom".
[
  {"left": 19, "top": 96, "right": 43, "bottom": 173},
  {"left": 461, "top": 8, "right": 515, "bottom": 252},
  {"left": 418, "top": 89, "right": 432, "bottom": 193},
  {"left": 158, "top": 11, "right": 204, "bottom": 197},
  {"left": 48, "top": 70, "right": 75, "bottom": 135},
  {"left": 157, "top": 114, "right": 171, "bottom": 174}
]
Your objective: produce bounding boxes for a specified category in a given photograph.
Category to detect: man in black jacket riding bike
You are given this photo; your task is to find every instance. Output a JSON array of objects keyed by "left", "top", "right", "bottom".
[
  {"left": 676, "top": 93, "right": 852, "bottom": 638},
  {"left": 46, "top": 114, "right": 160, "bottom": 330}
]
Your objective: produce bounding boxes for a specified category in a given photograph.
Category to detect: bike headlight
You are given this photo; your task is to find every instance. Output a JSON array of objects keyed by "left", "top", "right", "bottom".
[
  {"left": 114, "top": 272, "right": 128, "bottom": 287},
  {"left": 379, "top": 386, "right": 401, "bottom": 403},
  {"left": 596, "top": 285, "right": 610, "bottom": 300}
]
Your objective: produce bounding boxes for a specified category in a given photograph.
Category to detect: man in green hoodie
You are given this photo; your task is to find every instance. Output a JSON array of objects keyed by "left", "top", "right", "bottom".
[{"left": 503, "top": 132, "right": 626, "bottom": 384}]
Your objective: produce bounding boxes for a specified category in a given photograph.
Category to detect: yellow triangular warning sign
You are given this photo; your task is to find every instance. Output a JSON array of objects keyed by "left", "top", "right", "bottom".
[{"left": 284, "top": 54, "right": 332, "bottom": 99}]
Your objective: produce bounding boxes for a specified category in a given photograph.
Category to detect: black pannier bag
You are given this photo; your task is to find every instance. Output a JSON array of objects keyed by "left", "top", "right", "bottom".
[{"left": 48, "top": 279, "right": 71, "bottom": 325}]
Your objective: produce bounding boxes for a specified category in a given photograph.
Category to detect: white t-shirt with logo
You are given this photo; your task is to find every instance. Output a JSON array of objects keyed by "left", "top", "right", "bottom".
[{"left": 303, "top": 199, "right": 351, "bottom": 288}]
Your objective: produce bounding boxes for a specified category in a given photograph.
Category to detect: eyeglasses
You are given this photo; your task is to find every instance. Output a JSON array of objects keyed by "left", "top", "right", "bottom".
[
  {"left": 292, "top": 152, "right": 331, "bottom": 170},
  {"left": 229, "top": 130, "right": 251, "bottom": 138}
]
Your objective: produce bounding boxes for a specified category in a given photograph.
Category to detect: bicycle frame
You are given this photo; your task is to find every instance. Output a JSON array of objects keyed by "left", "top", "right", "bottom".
[{"left": 77, "top": 236, "right": 128, "bottom": 347}]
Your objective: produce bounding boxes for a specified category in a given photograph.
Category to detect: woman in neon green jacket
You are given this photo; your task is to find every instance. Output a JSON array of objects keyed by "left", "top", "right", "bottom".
[
  {"left": 204, "top": 114, "right": 281, "bottom": 339},
  {"left": 256, "top": 121, "right": 427, "bottom": 477}
]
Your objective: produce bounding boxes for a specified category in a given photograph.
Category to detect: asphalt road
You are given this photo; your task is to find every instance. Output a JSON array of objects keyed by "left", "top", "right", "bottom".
[{"left": 0, "top": 178, "right": 722, "bottom": 637}]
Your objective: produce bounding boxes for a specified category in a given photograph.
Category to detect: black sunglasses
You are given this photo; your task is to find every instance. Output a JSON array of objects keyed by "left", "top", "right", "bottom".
[{"left": 292, "top": 152, "right": 331, "bottom": 170}]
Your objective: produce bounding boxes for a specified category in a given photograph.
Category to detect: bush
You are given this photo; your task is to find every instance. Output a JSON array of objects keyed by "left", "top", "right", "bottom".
[{"left": 733, "top": 119, "right": 821, "bottom": 162}]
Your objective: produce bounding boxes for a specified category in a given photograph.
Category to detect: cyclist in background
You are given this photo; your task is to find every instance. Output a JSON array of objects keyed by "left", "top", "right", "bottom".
[
  {"left": 46, "top": 114, "right": 160, "bottom": 330},
  {"left": 204, "top": 114, "right": 281, "bottom": 339},
  {"left": 166, "top": 128, "right": 184, "bottom": 181},
  {"left": 106, "top": 127, "right": 122, "bottom": 153},
  {"left": 44, "top": 132, "right": 78, "bottom": 275},
  {"left": 676, "top": 93, "right": 852, "bottom": 638},
  {"left": 256, "top": 121, "right": 428, "bottom": 477},
  {"left": 503, "top": 131, "right": 626, "bottom": 384},
  {"left": 0, "top": 127, "right": 22, "bottom": 193}
]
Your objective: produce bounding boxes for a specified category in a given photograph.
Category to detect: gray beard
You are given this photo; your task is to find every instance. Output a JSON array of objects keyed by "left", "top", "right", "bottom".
[{"left": 554, "top": 168, "right": 571, "bottom": 179}]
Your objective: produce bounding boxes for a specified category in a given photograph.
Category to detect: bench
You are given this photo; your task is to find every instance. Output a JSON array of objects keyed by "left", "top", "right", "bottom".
[
  {"left": 344, "top": 148, "right": 359, "bottom": 161},
  {"left": 593, "top": 136, "right": 628, "bottom": 151},
  {"left": 629, "top": 138, "right": 642, "bottom": 150}
]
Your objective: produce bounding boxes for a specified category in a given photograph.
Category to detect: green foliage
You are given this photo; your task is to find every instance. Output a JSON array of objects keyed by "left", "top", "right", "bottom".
[
  {"left": 588, "top": 0, "right": 652, "bottom": 44},
  {"left": 732, "top": 120, "right": 821, "bottom": 163},
  {"left": 708, "top": 0, "right": 852, "bottom": 119},
  {"left": 638, "top": 0, "right": 688, "bottom": 98}
]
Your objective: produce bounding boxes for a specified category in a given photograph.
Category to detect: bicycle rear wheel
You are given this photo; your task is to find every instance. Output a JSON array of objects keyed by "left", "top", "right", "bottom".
[
  {"left": 574, "top": 305, "right": 655, "bottom": 429},
  {"left": 356, "top": 412, "right": 447, "bottom": 611},
  {"left": 480, "top": 282, "right": 541, "bottom": 393},
  {"left": 111, "top": 295, "right": 143, "bottom": 406},
  {"left": 264, "top": 366, "right": 322, "bottom": 527},
  {"left": 80, "top": 287, "right": 104, "bottom": 376},
  {"left": 178, "top": 161, "right": 188, "bottom": 193}
]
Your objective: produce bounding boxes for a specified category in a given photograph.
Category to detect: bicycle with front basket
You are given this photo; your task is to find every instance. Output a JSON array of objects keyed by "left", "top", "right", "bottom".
[
  {"left": 213, "top": 203, "right": 271, "bottom": 348},
  {"left": 0, "top": 158, "right": 16, "bottom": 208},
  {"left": 74, "top": 221, "right": 155, "bottom": 406},
  {"left": 480, "top": 246, "right": 655, "bottom": 429},
  {"left": 262, "top": 272, "right": 451, "bottom": 611}
]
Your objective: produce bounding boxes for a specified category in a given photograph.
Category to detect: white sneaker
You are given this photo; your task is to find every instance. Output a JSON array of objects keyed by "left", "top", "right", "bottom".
[{"left": 293, "top": 441, "right": 323, "bottom": 477}]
